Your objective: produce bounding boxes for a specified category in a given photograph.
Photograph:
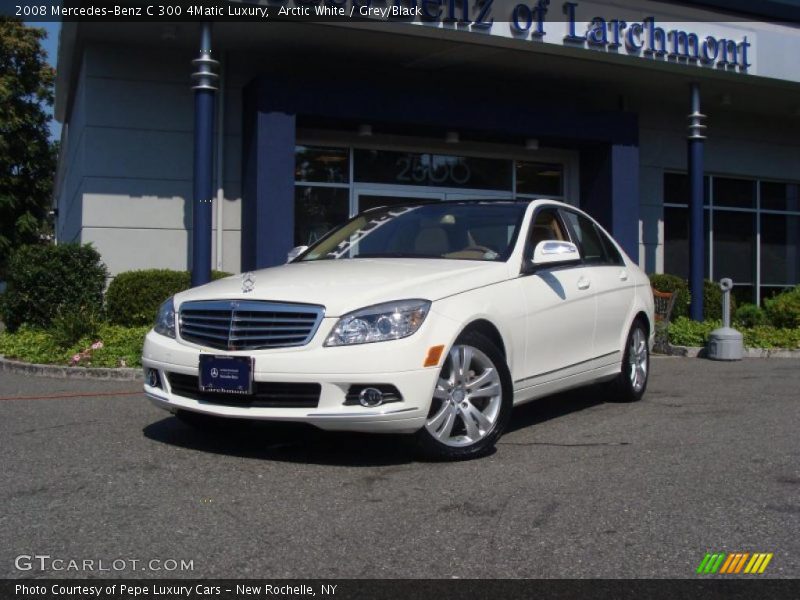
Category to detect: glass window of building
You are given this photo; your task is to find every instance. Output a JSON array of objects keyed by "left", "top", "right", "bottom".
[
  {"left": 516, "top": 162, "right": 563, "bottom": 197},
  {"left": 293, "top": 145, "right": 568, "bottom": 251},
  {"left": 295, "top": 146, "right": 350, "bottom": 183},
  {"left": 294, "top": 186, "right": 350, "bottom": 247},
  {"left": 353, "top": 149, "right": 512, "bottom": 190},
  {"left": 760, "top": 182, "right": 798, "bottom": 212},
  {"left": 712, "top": 210, "right": 756, "bottom": 303},
  {"left": 713, "top": 177, "right": 756, "bottom": 209},
  {"left": 662, "top": 172, "right": 800, "bottom": 305}
]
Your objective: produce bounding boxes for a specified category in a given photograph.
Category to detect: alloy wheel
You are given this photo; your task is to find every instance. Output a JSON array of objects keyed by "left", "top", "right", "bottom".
[
  {"left": 628, "top": 326, "right": 648, "bottom": 393},
  {"left": 425, "top": 344, "right": 503, "bottom": 448}
]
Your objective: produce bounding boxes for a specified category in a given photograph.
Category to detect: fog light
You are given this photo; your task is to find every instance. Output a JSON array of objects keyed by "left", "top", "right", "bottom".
[
  {"left": 146, "top": 368, "right": 161, "bottom": 388},
  {"left": 359, "top": 387, "right": 384, "bottom": 407}
]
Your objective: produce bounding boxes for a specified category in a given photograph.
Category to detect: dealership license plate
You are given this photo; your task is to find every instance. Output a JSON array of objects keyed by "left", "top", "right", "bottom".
[{"left": 198, "top": 355, "right": 253, "bottom": 394}]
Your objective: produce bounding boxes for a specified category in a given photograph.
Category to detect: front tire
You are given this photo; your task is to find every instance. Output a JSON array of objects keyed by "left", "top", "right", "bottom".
[
  {"left": 414, "top": 330, "right": 513, "bottom": 461},
  {"left": 608, "top": 320, "right": 650, "bottom": 403}
]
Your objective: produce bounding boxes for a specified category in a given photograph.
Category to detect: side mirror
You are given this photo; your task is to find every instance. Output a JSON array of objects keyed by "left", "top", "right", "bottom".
[
  {"left": 531, "top": 240, "right": 581, "bottom": 267},
  {"left": 286, "top": 245, "right": 308, "bottom": 263}
]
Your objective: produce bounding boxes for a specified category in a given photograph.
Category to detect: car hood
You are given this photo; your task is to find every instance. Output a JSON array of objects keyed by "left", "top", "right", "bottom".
[{"left": 174, "top": 259, "right": 511, "bottom": 317}]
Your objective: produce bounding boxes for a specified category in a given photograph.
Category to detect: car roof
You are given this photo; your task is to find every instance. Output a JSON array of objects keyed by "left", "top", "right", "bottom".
[{"left": 361, "top": 198, "right": 572, "bottom": 213}]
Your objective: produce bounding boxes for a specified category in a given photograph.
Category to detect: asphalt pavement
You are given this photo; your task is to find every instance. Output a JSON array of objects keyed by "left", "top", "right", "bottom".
[{"left": 0, "top": 357, "right": 798, "bottom": 579}]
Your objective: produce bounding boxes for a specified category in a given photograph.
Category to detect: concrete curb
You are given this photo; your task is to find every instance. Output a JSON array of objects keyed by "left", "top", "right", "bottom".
[
  {"left": 0, "top": 356, "right": 143, "bottom": 381},
  {"left": 665, "top": 345, "right": 800, "bottom": 358},
  {"left": 3, "top": 341, "right": 798, "bottom": 382}
]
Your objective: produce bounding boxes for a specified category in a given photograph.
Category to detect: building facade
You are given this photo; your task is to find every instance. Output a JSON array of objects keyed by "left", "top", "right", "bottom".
[{"left": 54, "top": 1, "right": 800, "bottom": 305}]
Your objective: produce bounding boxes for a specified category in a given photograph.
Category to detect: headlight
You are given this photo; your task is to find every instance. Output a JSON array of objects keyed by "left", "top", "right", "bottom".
[
  {"left": 154, "top": 296, "right": 176, "bottom": 338},
  {"left": 324, "top": 299, "right": 431, "bottom": 347}
]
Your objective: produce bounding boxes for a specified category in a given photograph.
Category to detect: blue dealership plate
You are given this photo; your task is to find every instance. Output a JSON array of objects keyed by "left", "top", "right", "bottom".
[{"left": 198, "top": 355, "right": 253, "bottom": 394}]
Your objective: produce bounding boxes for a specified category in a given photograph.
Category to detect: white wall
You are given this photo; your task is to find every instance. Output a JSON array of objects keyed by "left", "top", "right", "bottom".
[{"left": 56, "top": 43, "right": 243, "bottom": 277}]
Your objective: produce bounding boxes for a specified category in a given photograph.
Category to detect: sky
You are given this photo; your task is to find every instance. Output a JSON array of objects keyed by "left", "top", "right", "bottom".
[{"left": 26, "top": 21, "right": 62, "bottom": 140}]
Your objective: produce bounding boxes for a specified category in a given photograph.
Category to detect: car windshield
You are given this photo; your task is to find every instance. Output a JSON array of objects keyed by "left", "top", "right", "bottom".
[{"left": 299, "top": 203, "right": 527, "bottom": 262}]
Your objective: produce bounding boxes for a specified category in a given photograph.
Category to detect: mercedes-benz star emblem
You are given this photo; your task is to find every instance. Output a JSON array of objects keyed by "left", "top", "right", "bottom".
[{"left": 241, "top": 272, "right": 255, "bottom": 293}]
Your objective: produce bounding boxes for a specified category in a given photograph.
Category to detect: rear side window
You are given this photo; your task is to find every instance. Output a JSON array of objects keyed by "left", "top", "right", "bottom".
[
  {"left": 561, "top": 211, "right": 607, "bottom": 264},
  {"left": 594, "top": 223, "right": 625, "bottom": 265}
]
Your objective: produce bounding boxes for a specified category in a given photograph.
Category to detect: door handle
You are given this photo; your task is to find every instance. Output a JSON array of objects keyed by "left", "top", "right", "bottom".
[
  {"left": 577, "top": 277, "right": 591, "bottom": 290},
  {"left": 619, "top": 270, "right": 629, "bottom": 281}
]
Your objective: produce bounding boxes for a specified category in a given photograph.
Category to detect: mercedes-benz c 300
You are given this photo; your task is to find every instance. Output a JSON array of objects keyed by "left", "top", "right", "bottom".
[{"left": 143, "top": 200, "right": 653, "bottom": 459}]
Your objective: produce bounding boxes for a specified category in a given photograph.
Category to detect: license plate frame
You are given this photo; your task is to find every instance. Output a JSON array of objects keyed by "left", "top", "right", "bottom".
[{"left": 198, "top": 355, "right": 253, "bottom": 395}]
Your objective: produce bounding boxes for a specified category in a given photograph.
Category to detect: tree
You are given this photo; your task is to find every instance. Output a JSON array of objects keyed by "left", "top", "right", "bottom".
[{"left": 0, "top": 18, "right": 57, "bottom": 278}]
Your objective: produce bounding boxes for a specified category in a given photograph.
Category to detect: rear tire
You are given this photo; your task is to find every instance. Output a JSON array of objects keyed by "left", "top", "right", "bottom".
[
  {"left": 414, "top": 330, "right": 513, "bottom": 461},
  {"left": 607, "top": 320, "right": 650, "bottom": 403}
]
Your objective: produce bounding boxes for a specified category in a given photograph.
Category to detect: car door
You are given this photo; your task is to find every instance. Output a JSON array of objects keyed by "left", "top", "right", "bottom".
[
  {"left": 560, "top": 209, "right": 635, "bottom": 369},
  {"left": 516, "top": 205, "right": 598, "bottom": 389}
]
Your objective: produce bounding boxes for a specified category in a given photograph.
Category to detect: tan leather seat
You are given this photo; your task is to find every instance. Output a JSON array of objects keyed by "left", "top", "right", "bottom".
[
  {"left": 414, "top": 228, "right": 449, "bottom": 255},
  {"left": 530, "top": 224, "right": 556, "bottom": 248}
]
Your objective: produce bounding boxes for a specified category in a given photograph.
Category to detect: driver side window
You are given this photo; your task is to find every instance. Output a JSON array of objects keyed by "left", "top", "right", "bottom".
[{"left": 528, "top": 208, "right": 568, "bottom": 257}]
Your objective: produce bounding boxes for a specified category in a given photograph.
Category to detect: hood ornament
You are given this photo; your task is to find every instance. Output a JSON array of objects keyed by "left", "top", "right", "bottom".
[{"left": 241, "top": 272, "right": 256, "bottom": 294}]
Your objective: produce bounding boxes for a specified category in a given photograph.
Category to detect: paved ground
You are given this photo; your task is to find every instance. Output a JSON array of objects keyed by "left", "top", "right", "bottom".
[{"left": 0, "top": 357, "right": 798, "bottom": 579}]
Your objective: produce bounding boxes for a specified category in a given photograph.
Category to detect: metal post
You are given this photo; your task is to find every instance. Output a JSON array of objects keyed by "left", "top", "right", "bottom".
[
  {"left": 688, "top": 83, "right": 706, "bottom": 321},
  {"left": 191, "top": 23, "right": 218, "bottom": 287}
]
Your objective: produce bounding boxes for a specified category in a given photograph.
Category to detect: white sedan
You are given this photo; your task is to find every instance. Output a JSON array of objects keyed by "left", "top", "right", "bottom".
[{"left": 142, "top": 200, "right": 653, "bottom": 460}]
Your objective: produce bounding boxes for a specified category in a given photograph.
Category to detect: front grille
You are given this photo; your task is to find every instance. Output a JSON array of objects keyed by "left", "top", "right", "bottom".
[
  {"left": 167, "top": 373, "right": 321, "bottom": 408},
  {"left": 178, "top": 300, "right": 324, "bottom": 351}
]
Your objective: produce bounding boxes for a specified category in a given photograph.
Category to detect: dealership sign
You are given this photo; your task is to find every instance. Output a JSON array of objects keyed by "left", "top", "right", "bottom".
[
  {"left": 512, "top": 2, "right": 751, "bottom": 71},
  {"left": 384, "top": 0, "right": 754, "bottom": 73}
]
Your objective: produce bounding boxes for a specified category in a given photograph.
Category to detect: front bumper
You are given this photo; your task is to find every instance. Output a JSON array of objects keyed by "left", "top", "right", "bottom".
[{"left": 141, "top": 316, "right": 454, "bottom": 433}]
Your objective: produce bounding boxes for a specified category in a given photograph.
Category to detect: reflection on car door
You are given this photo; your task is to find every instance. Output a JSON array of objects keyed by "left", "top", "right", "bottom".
[
  {"left": 561, "top": 209, "right": 635, "bottom": 369},
  {"left": 516, "top": 207, "right": 598, "bottom": 390}
]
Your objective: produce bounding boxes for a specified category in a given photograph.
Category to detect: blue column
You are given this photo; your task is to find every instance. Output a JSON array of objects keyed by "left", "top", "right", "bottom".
[
  {"left": 609, "top": 144, "right": 640, "bottom": 261},
  {"left": 688, "top": 83, "right": 706, "bottom": 321},
  {"left": 580, "top": 142, "right": 640, "bottom": 261},
  {"left": 241, "top": 100, "right": 296, "bottom": 271},
  {"left": 190, "top": 23, "right": 218, "bottom": 287}
]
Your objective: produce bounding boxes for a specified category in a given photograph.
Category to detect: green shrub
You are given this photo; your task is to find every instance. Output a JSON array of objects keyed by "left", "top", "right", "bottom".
[
  {"left": 734, "top": 303, "right": 769, "bottom": 328},
  {"left": 105, "top": 269, "right": 231, "bottom": 327},
  {"left": 649, "top": 274, "right": 737, "bottom": 321},
  {"left": 50, "top": 305, "right": 104, "bottom": 348},
  {"left": 742, "top": 326, "right": 800, "bottom": 349},
  {"left": 702, "top": 279, "right": 737, "bottom": 321},
  {"left": 0, "top": 323, "right": 149, "bottom": 368},
  {"left": 649, "top": 273, "right": 690, "bottom": 319},
  {"left": 82, "top": 324, "right": 150, "bottom": 367},
  {"left": 667, "top": 316, "right": 800, "bottom": 349},
  {"left": 0, "top": 244, "right": 107, "bottom": 332},
  {"left": 0, "top": 325, "right": 71, "bottom": 364},
  {"left": 763, "top": 286, "right": 800, "bottom": 329},
  {"left": 667, "top": 316, "right": 720, "bottom": 347}
]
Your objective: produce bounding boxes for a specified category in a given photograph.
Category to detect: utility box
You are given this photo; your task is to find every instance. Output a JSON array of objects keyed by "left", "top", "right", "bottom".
[{"left": 707, "top": 278, "right": 744, "bottom": 361}]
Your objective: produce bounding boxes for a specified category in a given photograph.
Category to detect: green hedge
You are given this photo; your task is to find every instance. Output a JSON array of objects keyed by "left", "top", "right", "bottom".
[
  {"left": 648, "top": 274, "right": 736, "bottom": 321},
  {"left": 0, "top": 244, "right": 107, "bottom": 332},
  {"left": 105, "top": 269, "right": 231, "bottom": 327},
  {"left": 667, "top": 316, "right": 800, "bottom": 349},
  {"left": 666, "top": 317, "right": 720, "bottom": 347},
  {"left": 763, "top": 286, "right": 800, "bottom": 329},
  {"left": 734, "top": 303, "right": 769, "bottom": 328},
  {"left": 0, "top": 324, "right": 149, "bottom": 368}
]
